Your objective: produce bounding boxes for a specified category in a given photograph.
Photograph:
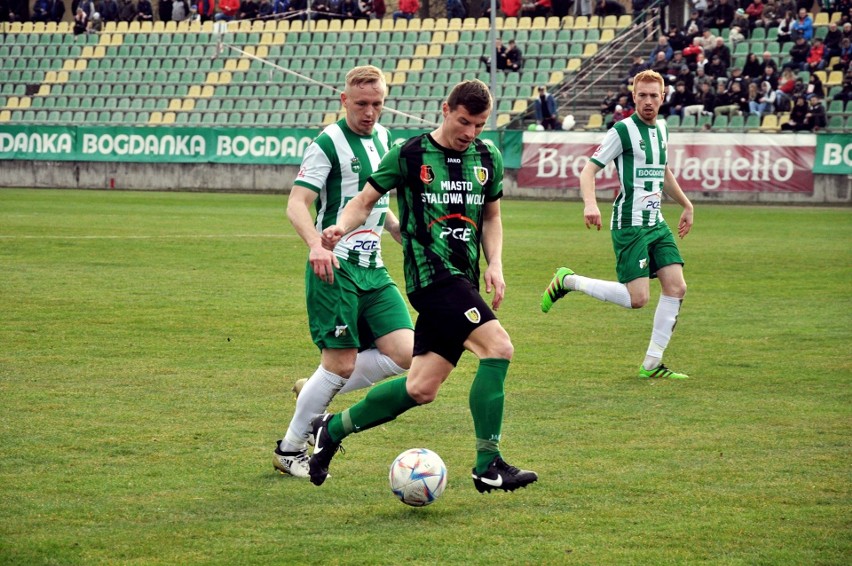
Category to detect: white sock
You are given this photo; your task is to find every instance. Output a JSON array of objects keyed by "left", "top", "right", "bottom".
[
  {"left": 338, "top": 348, "right": 406, "bottom": 394},
  {"left": 568, "top": 275, "right": 633, "bottom": 309},
  {"left": 280, "top": 365, "right": 345, "bottom": 453},
  {"left": 643, "top": 295, "right": 683, "bottom": 370}
]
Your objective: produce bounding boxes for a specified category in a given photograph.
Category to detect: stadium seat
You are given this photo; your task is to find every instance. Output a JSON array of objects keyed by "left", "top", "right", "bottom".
[
  {"left": 584, "top": 114, "right": 603, "bottom": 130},
  {"left": 760, "top": 114, "right": 779, "bottom": 131}
]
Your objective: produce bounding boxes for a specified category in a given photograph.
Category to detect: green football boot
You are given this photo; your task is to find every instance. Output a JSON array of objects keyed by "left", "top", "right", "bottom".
[
  {"left": 638, "top": 364, "right": 689, "bottom": 380},
  {"left": 540, "top": 267, "right": 575, "bottom": 313}
]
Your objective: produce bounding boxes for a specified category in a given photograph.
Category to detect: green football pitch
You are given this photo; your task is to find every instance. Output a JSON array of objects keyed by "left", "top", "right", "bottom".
[{"left": 1, "top": 189, "right": 850, "bottom": 564}]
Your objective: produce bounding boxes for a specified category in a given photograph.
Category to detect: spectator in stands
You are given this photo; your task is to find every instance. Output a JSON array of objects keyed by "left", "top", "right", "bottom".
[
  {"left": 806, "top": 71, "right": 824, "bottom": 99},
  {"left": 74, "top": 0, "right": 96, "bottom": 16},
  {"left": 685, "top": 9, "right": 703, "bottom": 39},
  {"left": 73, "top": 5, "right": 87, "bottom": 32},
  {"left": 760, "top": 50, "right": 778, "bottom": 72},
  {"left": 731, "top": 9, "right": 751, "bottom": 36},
  {"left": 310, "top": 0, "right": 332, "bottom": 20},
  {"left": 729, "top": 25, "right": 746, "bottom": 48},
  {"left": 366, "top": 0, "right": 385, "bottom": 19},
  {"left": 624, "top": 54, "right": 650, "bottom": 84},
  {"left": 607, "top": 103, "right": 628, "bottom": 128},
  {"left": 710, "top": 36, "right": 731, "bottom": 68},
  {"left": 447, "top": 0, "right": 465, "bottom": 18},
  {"left": 481, "top": 37, "right": 508, "bottom": 72},
  {"left": 651, "top": 50, "right": 670, "bottom": 75},
  {"left": 89, "top": 10, "right": 104, "bottom": 30},
  {"left": 801, "top": 95, "right": 827, "bottom": 130},
  {"left": 97, "top": 0, "right": 118, "bottom": 21},
  {"left": 501, "top": 0, "right": 521, "bottom": 17},
  {"left": 755, "top": 0, "right": 779, "bottom": 29},
  {"left": 707, "top": 0, "right": 734, "bottom": 30},
  {"left": 340, "top": 0, "right": 361, "bottom": 19},
  {"left": 392, "top": 0, "right": 417, "bottom": 22},
  {"left": 668, "top": 80, "right": 696, "bottom": 117},
  {"left": 835, "top": 38, "right": 852, "bottom": 71},
  {"left": 832, "top": 70, "right": 852, "bottom": 101},
  {"left": 257, "top": 0, "right": 272, "bottom": 17},
  {"left": 239, "top": 0, "right": 259, "bottom": 19},
  {"left": 667, "top": 24, "right": 688, "bottom": 52},
  {"left": 697, "top": 28, "right": 716, "bottom": 51},
  {"left": 843, "top": 22, "right": 852, "bottom": 43},
  {"left": 774, "top": 67, "right": 797, "bottom": 111},
  {"left": 481, "top": 0, "right": 499, "bottom": 18},
  {"left": 46, "top": 0, "right": 64, "bottom": 21},
  {"left": 32, "top": 0, "right": 49, "bottom": 21},
  {"left": 757, "top": 64, "right": 779, "bottom": 90},
  {"left": 684, "top": 80, "right": 716, "bottom": 117},
  {"left": 704, "top": 54, "right": 727, "bottom": 80},
  {"left": 118, "top": 0, "right": 136, "bottom": 21},
  {"left": 521, "top": 0, "right": 552, "bottom": 18},
  {"left": 668, "top": 50, "right": 687, "bottom": 73},
  {"left": 823, "top": 22, "right": 843, "bottom": 62},
  {"left": 599, "top": 89, "right": 619, "bottom": 114},
  {"left": 749, "top": 80, "right": 775, "bottom": 116},
  {"left": 806, "top": 38, "right": 826, "bottom": 72},
  {"left": 648, "top": 36, "right": 673, "bottom": 66},
  {"left": 172, "top": 0, "right": 188, "bottom": 20},
  {"left": 215, "top": 0, "right": 239, "bottom": 19},
  {"left": 780, "top": 95, "right": 809, "bottom": 130},
  {"left": 159, "top": 0, "right": 173, "bottom": 21},
  {"left": 694, "top": 63, "right": 714, "bottom": 88},
  {"left": 683, "top": 36, "right": 703, "bottom": 68},
  {"left": 790, "top": 7, "right": 813, "bottom": 41},
  {"left": 534, "top": 85, "right": 560, "bottom": 130},
  {"left": 137, "top": 0, "right": 154, "bottom": 21},
  {"left": 551, "top": 0, "right": 571, "bottom": 18},
  {"left": 783, "top": 35, "right": 810, "bottom": 71},
  {"left": 506, "top": 39, "right": 523, "bottom": 72},
  {"left": 776, "top": 9, "right": 794, "bottom": 43},
  {"left": 745, "top": 0, "right": 764, "bottom": 29},
  {"left": 745, "top": 80, "right": 760, "bottom": 113},
  {"left": 714, "top": 80, "right": 737, "bottom": 117},
  {"left": 594, "top": 0, "right": 624, "bottom": 16},
  {"left": 198, "top": 0, "right": 214, "bottom": 21}
]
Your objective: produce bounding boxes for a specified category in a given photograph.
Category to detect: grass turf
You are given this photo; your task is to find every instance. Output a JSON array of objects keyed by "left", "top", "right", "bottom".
[{"left": 1, "top": 189, "right": 850, "bottom": 565}]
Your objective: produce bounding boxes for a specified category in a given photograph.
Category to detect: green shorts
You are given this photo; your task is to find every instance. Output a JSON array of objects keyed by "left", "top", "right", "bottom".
[
  {"left": 611, "top": 223, "right": 684, "bottom": 284},
  {"left": 305, "top": 259, "right": 413, "bottom": 351}
]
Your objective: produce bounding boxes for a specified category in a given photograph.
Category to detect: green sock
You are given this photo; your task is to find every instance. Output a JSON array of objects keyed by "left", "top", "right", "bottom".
[
  {"left": 328, "top": 376, "right": 418, "bottom": 442},
  {"left": 469, "top": 358, "right": 509, "bottom": 474}
]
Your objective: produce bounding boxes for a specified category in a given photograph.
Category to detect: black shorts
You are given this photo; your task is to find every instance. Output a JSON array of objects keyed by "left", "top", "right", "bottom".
[{"left": 407, "top": 276, "right": 497, "bottom": 366}]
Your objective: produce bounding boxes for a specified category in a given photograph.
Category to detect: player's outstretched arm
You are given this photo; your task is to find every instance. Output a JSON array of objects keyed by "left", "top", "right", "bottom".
[
  {"left": 663, "top": 166, "right": 694, "bottom": 239},
  {"left": 384, "top": 209, "right": 402, "bottom": 245},
  {"left": 287, "top": 185, "right": 340, "bottom": 284},
  {"left": 481, "top": 200, "right": 506, "bottom": 310},
  {"left": 579, "top": 161, "right": 603, "bottom": 231},
  {"left": 321, "top": 182, "right": 385, "bottom": 250}
]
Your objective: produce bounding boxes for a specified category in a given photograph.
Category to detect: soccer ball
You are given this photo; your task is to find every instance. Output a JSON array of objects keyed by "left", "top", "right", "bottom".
[{"left": 388, "top": 448, "right": 447, "bottom": 507}]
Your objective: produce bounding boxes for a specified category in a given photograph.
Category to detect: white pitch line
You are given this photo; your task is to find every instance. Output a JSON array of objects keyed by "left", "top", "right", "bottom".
[{"left": 0, "top": 234, "right": 295, "bottom": 240}]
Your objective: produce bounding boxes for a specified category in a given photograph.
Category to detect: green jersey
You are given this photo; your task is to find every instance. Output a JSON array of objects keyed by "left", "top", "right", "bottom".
[
  {"left": 368, "top": 133, "right": 504, "bottom": 294},
  {"left": 589, "top": 114, "right": 669, "bottom": 231},
  {"left": 294, "top": 119, "right": 391, "bottom": 268}
]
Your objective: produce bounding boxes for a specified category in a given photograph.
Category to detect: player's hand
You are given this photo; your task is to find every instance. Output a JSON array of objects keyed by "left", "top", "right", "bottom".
[
  {"left": 310, "top": 244, "right": 339, "bottom": 284},
  {"left": 484, "top": 265, "right": 506, "bottom": 310},
  {"left": 321, "top": 225, "right": 345, "bottom": 250},
  {"left": 678, "top": 208, "right": 694, "bottom": 239},
  {"left": 584, "top": 204, "right": 602, "bottom": 231}
]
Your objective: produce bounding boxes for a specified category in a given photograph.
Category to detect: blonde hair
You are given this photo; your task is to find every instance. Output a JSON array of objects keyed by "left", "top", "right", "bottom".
[
  {"left": 633, "top": 70, "right": 665, "bottom": 94},
  {"left": 345, "top": 65, "right": 386, "bottom": 92}
]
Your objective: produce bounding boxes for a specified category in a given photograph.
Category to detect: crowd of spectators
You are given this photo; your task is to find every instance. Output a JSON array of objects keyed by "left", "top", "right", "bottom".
[{"left": 602, "top": 1, "right": 852, "bottom": 131}]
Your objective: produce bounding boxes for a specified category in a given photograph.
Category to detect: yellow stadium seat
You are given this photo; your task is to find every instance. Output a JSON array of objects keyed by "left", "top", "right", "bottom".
[
  {"left": 5, "top": 96, "right": 21, "bottom": 109},
  {"left": 476, "top": 17, "right": 489, "bottom": 30},
  {"left": 545, "top": 16, "right": 560, "bottom": 29},
  {"left": 224, "top": 59, "right": 238, "bottom": 71},
  {"left": 381, "top": 18, "right": 395, "bottom": 30},
  {"left": 432, "top": 30, "right": 445, "bottom": 44},
  {"left": 81, "top": 46, "right": 95, "bottom": 58},
  {"left": 322, "top": 112, "right": 337, "bottom": 126},
  {"left": 149, "top": 111, "right": 164, "bottom": 124},
  {"left": 428, "top": 44, "right": 442, "bottom": 57},
  {"left": 103, "top": 21, "right": 117, "bottom": 33},
  {"left": 7, "top": 22, "right": 21, "bottom": 33},
  {"left": 830, "top": 11, "right": 841, "bottom": 23},
  {"left": 517, "top": 16, "right": 532, "bottom": 29},
  {"left": 21, "top": 21, "right": 34, "bottom": 32},
  {"left": 289, "top": 19, "right": 303, "bottom": 32},
  {"left": 219, "top": 70, "right": 232, "bottom": 84},
  {"left": 408, "top": 18, "right": 421, "bottom": 31},
  {"left": 181, "top": 99, "right": 194, "bottom": 111},
  {"left": 206, "top": 71, "right": 219, "bottom": 84},
  {"left": 583, "top": 43, "right": 598, "bottom": 57},
  {"left": 549, "top": 70, "right": 565, "bottom": 84},
  {"left": 760, "top": 114, "right": 779, "bottom": 131},
  {"left": 391, "top": 71, "right": 406, "bottom": 85},
  {"left": 600, "top": 29, "right": 614, "bottom": 43},
  {"left": 503, "top": 17, "right": 517, "bottom": 29},
  {"left": 394, "top": 17, "right": 408, "bottom": 30},
  {"left": 561, "top": 16, "right": 574, "bottom": 29},
  {"left": 152, "top": 21, "right": 165, "bottom": 33},
  {"left": 200, "top": 85, "right": 214, "bottom": 97},
  {"left": 446, "top": 30, "right": 459, "bottom": 43},
  {"left": 57, "top": 21, "right": 71, "bottom": 33},
  {"left": 435, "top": 17, "right": 448, "bottom": 30},
  {"left": 44, "top": 71, "right": 57, "bottom": 83},
  {"left": 162, "top": 112, "right": 176, "bottom": 124},
  {"left": 588, "top": 15, "right": 600, "bottom": 28},
  {"left": 826, "top": 71, "right": 843, "bottom": 86},
  {"left": 17, "top": 96, "right": 31, "bottom": 109},
  {"left": 585, "top": 114, "right": 603, "bottom": 129},
  {"left": 340, "top": 18, "right": 354, "bottom": 31},
  {"left": 566, "top": 58, "right": 582, "bottom": 72},
  {"left": 814, "top": 12, "right": 829, "bottom": 26},
  {"left": 531, "top": 16, "right": 547, "bottom": 29},
  {"left": 461, "top": 17, "right": 476, "bottom": 29},
  {"left": 127, "top": 20, "right": 140, "bottom": 32},
  {"left": 574, "top": 15, "right": 589, "bottom": 29},
  {"left": 496, "top": 113, "right": 511, "bottom": 127},
  {"left": 414, "top": 44, "right": 428, "bottom": 57},
  {"left": 409, "top": 59, "right": 423, "bottom": 72},
  {"left": 187, "top": 85, "right": 202, "bottom": 98},
  {"left": 253, "top": 46, "right": 267, "bottom": 60},
  {"left": 37, "top": 84, "right": 50, "bottom": 96},
  {"left": 168, "top": 99, "right": 182, "bottom": 111},
  {"left": 396, "top": 59, "right": 411, "bottom": 72},
  {"left": 0, "top": 110, "right": 10, "bottom": 122},
  {"left": 601, "top": 15, "right": 617, "bottom": 29},
  {"left": 367, "top": 18, "right": 380, "bottom": 31},
  {"left": 56, "top": 71, "right": 69, "bottom": 83},
  {"left": 354, "top": 18, "right": 367, "bottom": 31},
  {"left": 93, "top": 45, "right": 106, "bottom": 58},
  {"left": 512, "top": 99, "right": 528, "bottom": 113}
]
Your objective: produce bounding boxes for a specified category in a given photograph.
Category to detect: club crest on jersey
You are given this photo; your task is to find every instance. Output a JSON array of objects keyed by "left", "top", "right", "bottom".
[
  {"left": 464, "top": 308, "right": 481, "bottom": 324},
  {"left": 473, "top": 166, "right": 489, "bottom": 186},
  {"left": 420, "top": 165, "right": 434, "bottom": 184},
  {"left": 639, "top": 140, "right": 646, "bottom": 151},
  {"left": 350, "top": 157, "right": 361, "bottom": 173},
  {"left": 639, "top": 258, "right": 648, "bottom": 269}
]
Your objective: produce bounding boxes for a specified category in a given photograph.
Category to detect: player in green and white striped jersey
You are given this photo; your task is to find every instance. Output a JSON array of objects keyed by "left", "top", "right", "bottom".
[
  {"left": 274, "top": 66, "right": 414, "bottom": 478},
  {"left": 541, "top": 70, "right": 695, "bottom": 380}
]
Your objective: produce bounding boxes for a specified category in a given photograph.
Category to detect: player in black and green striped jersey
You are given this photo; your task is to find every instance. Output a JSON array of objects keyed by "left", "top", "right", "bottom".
[
  {"left": 541, "top": 70, "right": 695, "bottom": 380},
  {"left": 308, "top": 79, "right": 538, "bottom": 494}
]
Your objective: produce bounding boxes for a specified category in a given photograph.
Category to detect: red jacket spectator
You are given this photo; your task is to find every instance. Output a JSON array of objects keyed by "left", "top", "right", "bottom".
[
  {"left": 397, "top": 0, "right": 418, "bottom": 15},
  {"left": 807, "top": 40, "right": 825, "bottom": 69},
  {"left": 502, "top": 0, "right": 521, "bottom": 17},
  {"left": 219, "top": 0, "right": 240, "bottom": 17}
]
